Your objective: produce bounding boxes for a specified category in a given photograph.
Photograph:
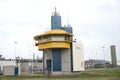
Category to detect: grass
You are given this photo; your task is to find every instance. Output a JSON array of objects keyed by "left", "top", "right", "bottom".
[{"left": 0, "top": 68, "right": 120, "bottom": 80}]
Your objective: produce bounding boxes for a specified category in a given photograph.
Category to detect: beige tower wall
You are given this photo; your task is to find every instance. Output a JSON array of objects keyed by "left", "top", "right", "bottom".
[
  {"left": 61, "top": 49, "right": 71, "bottom": 71},
  {"left": 44, "top": 49, "right": 71, "bottom": 72},
  {"left": 44, "top": 49, "right": 52, "bottom": 70}
]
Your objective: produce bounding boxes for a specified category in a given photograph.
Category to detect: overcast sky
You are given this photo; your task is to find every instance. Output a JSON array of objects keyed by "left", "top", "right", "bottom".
[{"left": 0, "top": 0, "right": 120, "bottom": 61}]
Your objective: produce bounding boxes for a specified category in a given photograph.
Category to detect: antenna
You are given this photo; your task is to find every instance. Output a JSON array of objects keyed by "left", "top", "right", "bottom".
[
  {"left": 55, "top": 7, "right": 57, "bottom": 12},
  {"left": 54, "top": 7, "right": 58, "bottom": 16},
  {"left": 67, "top": 9, "right": 70, "bottom": 26}
]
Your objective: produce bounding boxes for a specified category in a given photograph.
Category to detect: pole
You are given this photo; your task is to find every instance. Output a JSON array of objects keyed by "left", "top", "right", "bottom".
[
  {"left": 14, "top": 42, "right": 18, "bottom": 66},
  {"left": 32, "top": 45, "right": 35, "bottom": 74},
  {"left": 43, "top": 49, "right": 46, "bottom": 74},
  {"left": 31, "top": 51, "right": 34, "bottom": 74},
  {"left": 14, "top": 42, "right": 17, "bottom": 60},
  {"left": 18, "top": 56, "right": 21, "bottom": 75},
  {"left": 103, "top": 46, "right": 106, "bottom": 68},
  {"left": 27, "top": 45, "right": 30, "bottom": 59}
]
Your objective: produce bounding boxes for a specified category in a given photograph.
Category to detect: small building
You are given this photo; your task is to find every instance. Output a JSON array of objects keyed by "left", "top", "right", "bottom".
[
  {"left": 34, "top": 8, "right": 84, "bottom": 75},
  {"left": 16, "top": 58, "right": 43, "bottom": 74},
  {"left": 117, "top": 61, "right": 120, "bottom": 67},
  {"left": 0, "top": 57, "right": 43, "bottom": 75},
  {"left": 0, "top": 60, "right": 16, "bottom": 72},
  {"left": 85, "top": 59, "right": 110, "bottom": 69},
  {"left": 20, "top": 63, "right": 29, "bottom": 73},
  {"left": 3, "top": 66, "right": 19, "bottom": 76}
]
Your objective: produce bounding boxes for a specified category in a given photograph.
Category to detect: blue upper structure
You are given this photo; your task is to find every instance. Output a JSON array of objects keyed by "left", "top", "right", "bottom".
[
  {"left": 62, "top": 25, "right": 73, "bottom": 34},
  {"left": 51, "top": 7, "right": 73, "bottom": 34},
  {"left": 51, "top": 7, "right": 61, "bottom": 30}
]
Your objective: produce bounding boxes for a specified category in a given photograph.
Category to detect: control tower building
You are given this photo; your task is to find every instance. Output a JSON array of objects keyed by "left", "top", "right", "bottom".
[{"left": 34, "top": 8, "right": 84, "bottom": 74}]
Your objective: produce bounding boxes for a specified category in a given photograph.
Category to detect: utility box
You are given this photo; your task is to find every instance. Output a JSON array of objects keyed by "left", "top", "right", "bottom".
[{"left": 3, "top": 66, "right": 19, "bottom": 76}]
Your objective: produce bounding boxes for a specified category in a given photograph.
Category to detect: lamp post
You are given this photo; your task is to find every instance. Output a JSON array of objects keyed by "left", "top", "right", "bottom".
[
  {"left": 14, "top": 42, "right": 18, "bottom": 65},
  {"left": 27, "top": 45, "right": 30, "bottom": 59},
  {"left": 32, "top": 52, "right": 34, "bottom": 74},
  {"left": 102, "top": 46, "right": 106, "bottom": 68},
  {"left": 14, "top": 42, "right": 18, "bottom": 59},
  {"left": 32, "top": 45, "right": 35, "bottom": 74},
  {"left": 16, "top": 56, "right": 21, "bottom": 75}
]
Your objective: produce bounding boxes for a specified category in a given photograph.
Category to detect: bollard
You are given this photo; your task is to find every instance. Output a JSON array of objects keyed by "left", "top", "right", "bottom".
[{"left": 48, "top": 68, "right": 51, "bottom": 77}]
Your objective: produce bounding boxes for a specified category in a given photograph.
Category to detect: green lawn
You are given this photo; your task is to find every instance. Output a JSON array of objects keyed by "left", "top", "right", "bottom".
[{"left": 0, "top": 68, "right": 120, "bottom": 80}]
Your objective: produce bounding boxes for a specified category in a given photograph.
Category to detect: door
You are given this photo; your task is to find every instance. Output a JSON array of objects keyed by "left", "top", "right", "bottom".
[
  {"left": 52, "top": 49, "right": 62, "bottom": 71},
  {"left": 14, "top": 67, "right": 18, "bottom": 76},
  {"left": 46, "top": 59, "right": 51, "bottom": 69}
]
